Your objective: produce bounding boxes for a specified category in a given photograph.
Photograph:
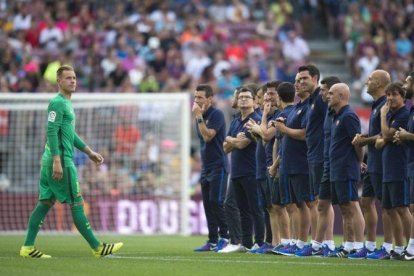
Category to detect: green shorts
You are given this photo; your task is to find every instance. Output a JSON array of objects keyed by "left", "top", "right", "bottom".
[{"left": 39, "top": 164, "right": 83, "bottom": 205}]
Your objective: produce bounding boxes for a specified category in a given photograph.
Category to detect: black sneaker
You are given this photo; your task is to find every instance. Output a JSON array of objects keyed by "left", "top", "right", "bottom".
[
  {"left": 402, "top": 250, "right": 414, "bottom": 261},
  {"left": 335, "top": 248, "right": 354, "bottom": 258},
  {"left": 390, "top": 250, "right": 404, "bottom": 261}
]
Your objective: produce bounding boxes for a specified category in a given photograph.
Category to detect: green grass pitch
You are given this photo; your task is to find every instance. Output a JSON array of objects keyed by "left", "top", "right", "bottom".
[{"left": 0, "top": 235, "right": 412, "bottom": 276}]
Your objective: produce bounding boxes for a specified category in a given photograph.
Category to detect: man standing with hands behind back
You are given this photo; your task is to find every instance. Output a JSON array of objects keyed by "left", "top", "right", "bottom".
[{"left": 193, "top": 84, "right": 229, "bottom": 252}]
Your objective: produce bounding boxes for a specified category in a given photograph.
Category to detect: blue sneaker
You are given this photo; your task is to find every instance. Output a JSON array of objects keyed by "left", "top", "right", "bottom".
[
  {"left": 270, "top": 244, "right": 285, "bottom": 255},
  {"left": 367, "top": 247, "right": 391, "bottom": 260},
  {"left": 194, "top": 241, "right": 216, "bottom": 252},
  {"left": 214, "top": 238, "right": 229, "bottom": 252},
  {"left": 253, "top": 243, "right": 274, "bottom": 254},
  {"left": 295, "top": 245, "right": 324, "bottom": 257},
  {"left": 348, "top": 247, "right": 373, "bottom": 259},
  {"left": 275, "top": 244, "right": 300, "bottom": 256},
  {"left": 322, "top": 245, "right": 335, "bottom": 257}
]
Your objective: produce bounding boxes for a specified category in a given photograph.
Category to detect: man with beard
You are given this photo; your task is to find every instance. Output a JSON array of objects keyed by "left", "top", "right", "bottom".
[
  {"left": 246, "top": 81, "right": 285, "bottom": 253},
  {"left": 376, "top": 82, "right": 410, "bottom": 260},
  {"left": 394, "top": 73, "right": 414, "bottom": 260}
]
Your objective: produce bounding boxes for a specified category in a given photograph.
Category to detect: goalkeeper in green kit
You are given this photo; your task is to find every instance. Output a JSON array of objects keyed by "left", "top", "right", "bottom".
[{"left": 20, "top": 65, "right": 123, "bottom": 258}]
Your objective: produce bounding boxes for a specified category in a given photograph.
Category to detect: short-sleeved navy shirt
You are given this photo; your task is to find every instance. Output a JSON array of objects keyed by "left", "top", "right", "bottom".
[
  {"left": 277, "top": 105, "right": 295, "bottom": 174},
  {"left": 264, "top": 109, "right": 281, "bottom": 167},
  {"left": 255, "top": 108, "right": 267, "bottom": 180},
  {"left": 306, "top": 88, "right": 328, "bottom": 164},
  {"left": 367, "top": 96, "right": 387, "bottom": 174},
  {"left": 281, "top": 99, "right": 309, "bottom": 175},
  {"left": 382, "top": 106, "right": 409, "bottom": 182},
  {"left": 329, "top": 105, "right": 361, "bottom": 182},
  {"left": 407, "top": 107, "right": 414, "bottom": 177},
  {"left": 227, "top": 111, "right": 261, "bottom": 179},
  {"left": 196, "top": 106, "right": 228, "bottom": 171},
  {"left": 323, "top": 108, "right": 335, "bottom": 171}
]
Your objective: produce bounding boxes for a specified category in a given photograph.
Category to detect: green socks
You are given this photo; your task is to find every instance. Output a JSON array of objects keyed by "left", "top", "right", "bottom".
[
  {"left": 23, "top": 201, "right": 51, "bottom": 246},
  {"left": 71, "top": 204, "right": 100, "bottom": 249},
  {"left": 23, "top": 202, "right": 100, "bottom": 250}
]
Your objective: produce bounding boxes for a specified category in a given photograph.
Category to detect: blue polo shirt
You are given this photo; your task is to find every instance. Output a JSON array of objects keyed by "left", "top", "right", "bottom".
[
  {"left": 407, "top": 107, "right": 414, "bottom": 177},
  {"left": 382, "top": 106, "right": 409, "bottom": 182},
  {"left": 306, "top": 88, "right": 327, "bottom": 164},
  {"left": 367, "top": 96, "right": 386, "bottom": 174},
  {"left": 264, "top": 109, "right": 281, "bottom": 167},
  {"left": 329, "top": 105, "right": 361, "bottom": 182},
  {"left": 196, "top": 106, "right": 228, "bottom": 171},
  {"left": 281, "top": 99, "right": 309, "bottom": 175},
  {"left": 227, "top": 110, "right": 261, "bottom": 179},
  {"left": 323, "top": 108, "right": 335, "bottom": 171},
  {"left": 255, "top": 108, "right": 267, "bottom": 180},
  {"left": 277, "top": 105, "right": 295, "bottom": 173}
]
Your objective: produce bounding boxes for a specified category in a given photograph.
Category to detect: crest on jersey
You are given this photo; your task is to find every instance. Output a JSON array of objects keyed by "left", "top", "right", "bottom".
[
  {"left": 297, "top": 109, "right": 302, "bottom": 115},
  {"left": 205, "top": 120, "right": 209, "bottom": 125},
  {"left": 336, "top": 120, "right": 340, "bottom": 126},
  {"left": 311, "top": 104, "right": 315, "bottom": 110},
  {"left": 48, "top": 111, "right": 56, "bottom": 122},
  {"left": 373, "top": 108, "right": 377, "bottom": 115}
]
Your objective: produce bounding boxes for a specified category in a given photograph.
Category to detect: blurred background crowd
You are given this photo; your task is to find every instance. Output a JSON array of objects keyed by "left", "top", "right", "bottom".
[{"left": 0, "top": 0, "right": 410, "bottom": 100}]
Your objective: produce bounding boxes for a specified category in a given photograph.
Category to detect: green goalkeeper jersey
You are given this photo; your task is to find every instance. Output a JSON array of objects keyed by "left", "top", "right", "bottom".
[{"left": 42, "top": 93, "right": 86, "bottom": 167}]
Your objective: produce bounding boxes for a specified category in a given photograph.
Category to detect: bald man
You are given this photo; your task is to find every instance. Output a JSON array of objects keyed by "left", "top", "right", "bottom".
[
  {"left": 351, "top": 70, "right": 392, "bottom": 259},
  {"left": 327, "top": 83, "right": 365, "bottom": 258}
]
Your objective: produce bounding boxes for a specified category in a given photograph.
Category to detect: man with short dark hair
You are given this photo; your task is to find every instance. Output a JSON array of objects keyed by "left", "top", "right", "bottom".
[
  {"left": 245, "top": 81, "right": 282, "bottom": 253},
  {"left": 296, "top": 76, "right": 341, "bottom": 257},
  {"left": 192, "top": 84, "right": 230, "bottom": 252},
  {"left": 273, "top": 78, "right": 312, "bottom": 256},
  {"left": 376, "top": 82, "right": 410, "bottom": 260},
  {"left": 394, "top": 72, "right": 414, "bottom": 260},
  {"left": 222, "top": 86, "right": 264, "bottom": 252},
  {"left": 269, "top": 81, "right": 297, "bottom": 253},
  {"left": 218, "top": 87, "right": 242, "bottom": 253}
]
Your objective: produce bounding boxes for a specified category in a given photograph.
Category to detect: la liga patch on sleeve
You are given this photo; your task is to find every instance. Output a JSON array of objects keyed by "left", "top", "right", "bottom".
[{"left": 48, "top": 111, "right": 56, "bottom": 122}]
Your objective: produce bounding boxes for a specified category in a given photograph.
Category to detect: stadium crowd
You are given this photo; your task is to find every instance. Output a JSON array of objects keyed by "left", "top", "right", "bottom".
[
  {"left": 0, "top": 0, "right": 314, "bottom": 96},
  {"left": 336, "top": 0, "right": 414, "bottom": 104},
  {"left": 1, "top": 1, "right": 414, "bottom": 101}
]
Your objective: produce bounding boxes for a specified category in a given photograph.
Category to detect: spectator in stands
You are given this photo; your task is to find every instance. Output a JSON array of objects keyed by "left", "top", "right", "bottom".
[
  {"left": 282, "top": 30, "right": 310, "bottom": 68},
  {"left": 217, "top": 68, "right": 242, "bottom": 100},
  {"left": 39, "top": 17, "right": 63, "bottom": 52},
  {"left": 112, "top": 117, "right": 141, "bottom": 170},
  {"left": 13, "top": 3, "right": 31, "bottom": 31},
  {"left": 354, "top": 46, "right": 380, "bottom": 105}
]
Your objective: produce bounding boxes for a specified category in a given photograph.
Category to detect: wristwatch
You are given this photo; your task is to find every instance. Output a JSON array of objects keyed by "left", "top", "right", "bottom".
[{"left": 196, "top": 117, "right": 204, "bottom": 124}]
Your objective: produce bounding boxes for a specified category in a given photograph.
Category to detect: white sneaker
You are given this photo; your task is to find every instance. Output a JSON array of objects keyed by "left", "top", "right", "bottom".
[
  {"left": 218, "top": 244, "right": 247, "bottom": 253},
  {"left": 248, "top": 243, "right": 260, "bottom": 252}
]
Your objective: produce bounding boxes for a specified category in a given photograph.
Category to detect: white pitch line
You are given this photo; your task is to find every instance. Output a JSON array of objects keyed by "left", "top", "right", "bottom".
[{"left": 106, "top": 255, "right": 413, "bottom": 268}]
